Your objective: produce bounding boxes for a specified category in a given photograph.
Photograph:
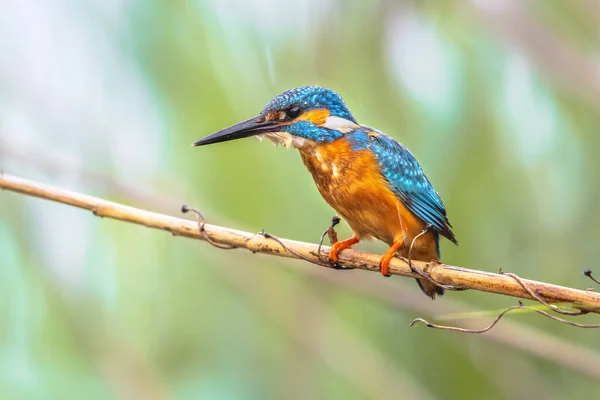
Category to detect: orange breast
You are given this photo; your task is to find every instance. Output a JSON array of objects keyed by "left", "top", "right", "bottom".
[{"left": 299, "top": 137, "right": 438, "bottom": 260}]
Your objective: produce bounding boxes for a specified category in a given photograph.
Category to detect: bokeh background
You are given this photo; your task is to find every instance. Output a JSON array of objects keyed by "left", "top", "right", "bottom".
[{"left": 2, "top": 1, "right": 600, "bottom": 399}]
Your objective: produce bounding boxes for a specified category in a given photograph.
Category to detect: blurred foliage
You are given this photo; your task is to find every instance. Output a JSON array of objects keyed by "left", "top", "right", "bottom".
[{"left": 2, "top": 0, "right": 600, "bottom": 399}]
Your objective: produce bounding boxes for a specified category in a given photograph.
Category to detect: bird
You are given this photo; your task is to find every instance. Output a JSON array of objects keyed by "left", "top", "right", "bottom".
[{"left": 193, "top": 86, "right": 457, "bottom": 299}]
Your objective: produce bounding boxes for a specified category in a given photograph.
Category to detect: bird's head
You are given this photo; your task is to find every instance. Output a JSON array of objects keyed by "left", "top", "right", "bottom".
[{"left": 193, "top": 86, "right": 359, "bottom": 149}]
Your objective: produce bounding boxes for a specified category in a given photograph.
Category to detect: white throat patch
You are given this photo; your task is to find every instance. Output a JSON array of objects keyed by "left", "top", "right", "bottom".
[{"left": 257, "top": 132, "right": 307, "bottom": 149}]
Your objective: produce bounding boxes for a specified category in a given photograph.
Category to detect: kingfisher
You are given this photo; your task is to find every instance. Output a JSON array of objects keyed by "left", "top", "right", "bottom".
[{"left": 193, "top": 86, "right": 457, "bottom": 298}]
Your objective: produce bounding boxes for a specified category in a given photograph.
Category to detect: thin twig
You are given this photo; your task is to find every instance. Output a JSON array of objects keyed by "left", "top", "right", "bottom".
[
  {"left": 410, "top": 301, "right": 600, "bottom": 333},
  {"left": 530, "top": 305, "right": 600, "bottom": 328},
  {"left": 183, "top": 202, "right": 329, "bottom": 268},
  {"left": 500, "top": 270, "right": 586, "bottom": 316},
  {"left": 409, "top": 304, "right": 523, "bottom": 333},
  {"left": 408, "top": 268, "right": 596, "bottom": 334},
  {"left": 260, "top": 229, "right": 331, "bottom": 268},
  {"left": 181, "top": 205, "right": 236, "bottom": 250},
  {"left": 2, "top": 172, "right": 600, "bottom": 314},
  {"left": 317, "top": 216, "right": 341, "bottom": 262},
  {"left": 5, "top": 154, "right": 600, "bottom": 379},
  {"left": 181, "top": 205, "right": 338, "bottom": 269}
]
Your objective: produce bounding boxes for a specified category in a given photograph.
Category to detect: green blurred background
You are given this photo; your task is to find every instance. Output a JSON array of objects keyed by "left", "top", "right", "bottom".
[{"left": 2, "top": 1, "right": 600, "bottom": 399}]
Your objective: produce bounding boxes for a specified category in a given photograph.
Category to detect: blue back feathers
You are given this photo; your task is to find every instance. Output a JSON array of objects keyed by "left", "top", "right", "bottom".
[
  {"left": 260, "top": 86, "right": 456, "bottom": 244},
  {"left": 351, "top": 129, "right": 457, "bottom": 244}
]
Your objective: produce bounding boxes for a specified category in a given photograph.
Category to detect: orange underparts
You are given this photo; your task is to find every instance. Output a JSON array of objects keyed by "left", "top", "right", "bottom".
[
  {"left": 379, "top": 240, "right": 404, "bottom": 277},
  {"left": 328, "top": 236, "right": 359, "bottom": 263}
]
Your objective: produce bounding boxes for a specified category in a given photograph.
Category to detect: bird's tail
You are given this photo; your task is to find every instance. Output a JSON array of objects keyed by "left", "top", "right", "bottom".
[{"left": 416, "top": 278, "right": 444, "bottom": 299}]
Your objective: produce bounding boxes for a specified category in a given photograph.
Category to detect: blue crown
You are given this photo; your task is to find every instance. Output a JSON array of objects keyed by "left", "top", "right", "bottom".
[{"left": 261, "top": 86, "right": 356, "bottom": 123}]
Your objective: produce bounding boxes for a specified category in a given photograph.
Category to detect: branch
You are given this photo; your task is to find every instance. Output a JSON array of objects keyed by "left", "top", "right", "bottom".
[{"left": 2, "top": 172, "right": 600, "bottom": 314}]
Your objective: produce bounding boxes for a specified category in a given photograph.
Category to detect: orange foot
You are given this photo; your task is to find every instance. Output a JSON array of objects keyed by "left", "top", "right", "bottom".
[
  {"left": 328, "top": 236, "right": 359, "bottom": 264},
  {"left": 379, "top": 240, "right": 404, "bottom": 277}
]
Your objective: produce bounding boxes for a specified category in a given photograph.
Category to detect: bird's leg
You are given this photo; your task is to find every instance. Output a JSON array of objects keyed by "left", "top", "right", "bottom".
[
  {"left": 328, "top": 235, "right": 359, "bottom": 264},
  {"left": 379, "top": 240, "right": 404, "bottom": 277}
]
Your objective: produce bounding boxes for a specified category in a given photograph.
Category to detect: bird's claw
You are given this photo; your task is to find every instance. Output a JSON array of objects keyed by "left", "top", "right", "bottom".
[
  {"left": 327, "top": 244, "right": 355, "bottom": 270},
  {"left": 330, "top": 262, "right": 354, "bottom": 270},
  {"left": 327, "top": 251, "right": 354, "bottom": 270},
  {"left": 379, "top": 262, "right": 392, "bottom": 277}
]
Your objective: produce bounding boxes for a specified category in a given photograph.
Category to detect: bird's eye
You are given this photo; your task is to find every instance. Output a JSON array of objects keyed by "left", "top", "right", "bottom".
[{"left": 286, "top": 107, "right": 302, "bottom": 119}]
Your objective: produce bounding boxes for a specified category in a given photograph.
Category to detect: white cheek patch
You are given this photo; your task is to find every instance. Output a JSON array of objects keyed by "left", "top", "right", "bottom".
[{"left": 321, "top": 116, "right": 359, "bottom": 133}]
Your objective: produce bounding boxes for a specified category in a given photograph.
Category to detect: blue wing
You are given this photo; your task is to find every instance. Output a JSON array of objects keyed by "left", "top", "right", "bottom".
[{"left": 361, "top": 129, "right": 457, "bottom": 244}]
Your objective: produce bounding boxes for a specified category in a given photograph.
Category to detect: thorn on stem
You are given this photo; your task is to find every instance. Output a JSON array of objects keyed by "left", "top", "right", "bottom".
[
  {"left": 584, "top": 269, "right": 600, "bottom": 284},
  {"left": 317, "top": 216, "right": 342, "bottom": 261}
]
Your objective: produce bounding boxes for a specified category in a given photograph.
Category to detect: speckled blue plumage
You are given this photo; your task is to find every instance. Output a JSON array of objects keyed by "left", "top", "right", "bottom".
[
  {"left": 351, "top": 128, "right": 457, "bottom": 245},
  {"left": 262, "top": 86, "right": 356, "bottom": 122},
  {"left": 259, "top": 86, "right": 350, "bottom": 142},
  {"left": 260, "top": 86, "right": 456, "bottom": 244},
  {"left": 284, "top": 120, "right": 344, "bottom": 142}
]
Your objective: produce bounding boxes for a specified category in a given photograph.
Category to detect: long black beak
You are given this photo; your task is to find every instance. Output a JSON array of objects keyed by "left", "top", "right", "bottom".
[{"left": 192, "top": 116, "right": 281, "bottom": 147}]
